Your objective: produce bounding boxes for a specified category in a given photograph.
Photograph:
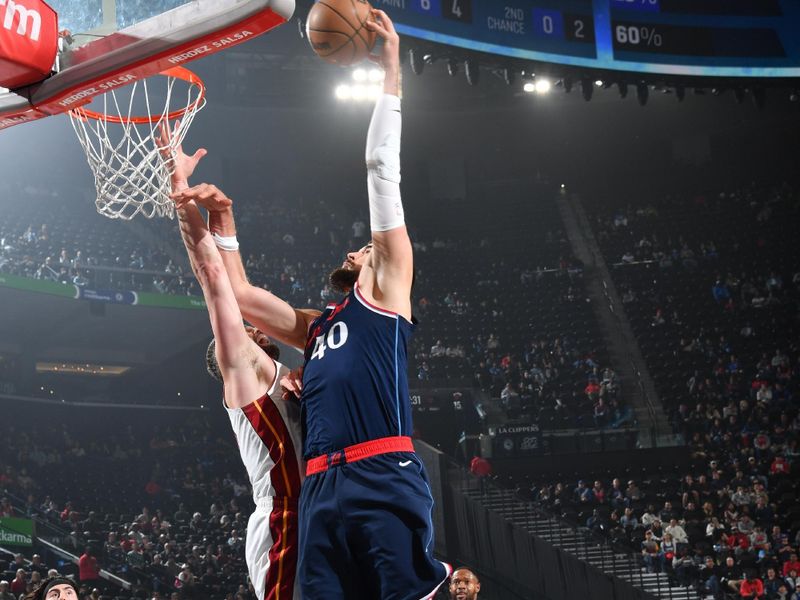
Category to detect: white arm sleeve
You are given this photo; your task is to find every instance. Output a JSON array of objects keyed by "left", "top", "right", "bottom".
[{"left": 365, "top": 93, "right": 404, "bottom": 232}]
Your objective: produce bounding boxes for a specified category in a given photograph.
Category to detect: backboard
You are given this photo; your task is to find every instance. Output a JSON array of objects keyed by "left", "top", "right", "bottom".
[{"left": 0, "top": 0, "right": 295, "bottom": 130}]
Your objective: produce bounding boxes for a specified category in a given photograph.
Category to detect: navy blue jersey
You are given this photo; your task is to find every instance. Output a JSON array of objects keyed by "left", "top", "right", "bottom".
[{"left": 301, "top": 282, "right": 415, "bottom": 459}]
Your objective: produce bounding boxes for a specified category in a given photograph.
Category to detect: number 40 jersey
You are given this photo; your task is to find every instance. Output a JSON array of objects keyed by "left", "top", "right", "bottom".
[{"left": 301, "top": 281, "right": 415, "bottom": 460}]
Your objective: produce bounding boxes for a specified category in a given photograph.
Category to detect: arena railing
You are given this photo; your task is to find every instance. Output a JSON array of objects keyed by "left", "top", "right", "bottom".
[{"left": 441, "top": 452, "right": 710, "bottom": 600}]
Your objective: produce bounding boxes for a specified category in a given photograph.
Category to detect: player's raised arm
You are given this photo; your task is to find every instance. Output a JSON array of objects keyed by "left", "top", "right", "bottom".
[
  {"left": 169, "top": 153, "right": 319, "bottom": 350},
  {"left": 361, "top": 10, "right": 413, "bottom": 318},
  {"left": 177, "top": 199, "right": 277, "bottom": 402},
  {"left": 159, "top": 124, "right": 276, "bottom": 400}
]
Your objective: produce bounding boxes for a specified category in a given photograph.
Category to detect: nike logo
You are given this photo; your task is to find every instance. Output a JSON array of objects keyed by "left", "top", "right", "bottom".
[{"left": 399, "top": 460, "right": 413, "bottom": 467}]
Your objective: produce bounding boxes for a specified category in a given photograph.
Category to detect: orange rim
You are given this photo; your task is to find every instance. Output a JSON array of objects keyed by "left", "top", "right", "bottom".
[{"left": 69, "top": 66, "right": 206, "bottom": 125}]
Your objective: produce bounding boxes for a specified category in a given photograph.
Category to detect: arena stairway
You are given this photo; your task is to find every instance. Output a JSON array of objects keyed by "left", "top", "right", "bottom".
[{"left": 463, "top": 486, "right": 709, "bottom": 600}]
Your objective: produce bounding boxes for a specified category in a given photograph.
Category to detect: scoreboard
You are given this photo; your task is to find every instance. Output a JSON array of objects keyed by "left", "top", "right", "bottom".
[{"left": 373, "top": 0, "right": 800, "bottom": 78}]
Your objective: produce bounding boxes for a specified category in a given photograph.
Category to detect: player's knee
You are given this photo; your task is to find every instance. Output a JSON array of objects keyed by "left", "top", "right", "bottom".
[{"left": 366, "top": 132, "right": 401, "bottom": 184}]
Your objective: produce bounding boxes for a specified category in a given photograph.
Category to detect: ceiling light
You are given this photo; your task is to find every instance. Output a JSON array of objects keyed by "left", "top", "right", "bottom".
[{"left": 335, "top": 84, "right": 351, "bottom": 100}]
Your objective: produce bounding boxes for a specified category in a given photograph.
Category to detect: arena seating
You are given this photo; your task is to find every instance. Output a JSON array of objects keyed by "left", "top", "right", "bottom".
[
  {"left": 0, "top": 183, "right": 193, "bottom": 295},
  {"left": 508, "top": 182, "right": 800, "bottom": 598},
  {"left": 0, "top": 408, "right": 259, "bottom": 599},
  {"left": 5, "top": 174, "right": 796, "bottom": 599},
  {"left": 2, "top": 181, "right": 619, "bottom": 430}
]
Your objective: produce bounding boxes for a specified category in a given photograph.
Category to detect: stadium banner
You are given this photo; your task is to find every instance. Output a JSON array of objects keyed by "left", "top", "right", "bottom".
[
  {"left": 0, "top": 273, "right": 206, "bottom": 310},
  {"left": 77, "top": 288, "right": 138, "bottom": 304},
  {"left": 0, "top": 273, "right": 75, "bottom": 298},
  {"left": 491, "top": 423, "right": 543, "bottom": 457},
  {"left": 0, "top": 517, "right": 34, "bottom": 547}
]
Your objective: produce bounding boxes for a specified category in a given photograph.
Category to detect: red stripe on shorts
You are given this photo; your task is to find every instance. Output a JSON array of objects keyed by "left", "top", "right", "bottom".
[{"left": 264, "top": 496, "right": 298, "bottom": 600}]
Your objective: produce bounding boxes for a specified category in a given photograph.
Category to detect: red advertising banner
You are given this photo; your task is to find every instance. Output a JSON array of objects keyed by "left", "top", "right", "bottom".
[{"left": 0, "top": 0, "right": 58, "bottom": 89}]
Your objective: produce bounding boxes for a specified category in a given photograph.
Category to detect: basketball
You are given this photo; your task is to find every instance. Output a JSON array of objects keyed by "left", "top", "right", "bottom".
[{"left": 306, "top": 0, "right": 377, "bottom": 66}]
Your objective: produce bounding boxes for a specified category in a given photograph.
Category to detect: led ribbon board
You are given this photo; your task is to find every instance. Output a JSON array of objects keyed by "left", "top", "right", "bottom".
[{"left": 375, "top": 0, "right": 800, "bottom": 77}]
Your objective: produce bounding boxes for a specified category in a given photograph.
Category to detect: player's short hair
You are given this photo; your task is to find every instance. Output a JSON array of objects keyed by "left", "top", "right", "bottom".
[{"left": 205, "top": 336, "right": 280, "bottom": 383}]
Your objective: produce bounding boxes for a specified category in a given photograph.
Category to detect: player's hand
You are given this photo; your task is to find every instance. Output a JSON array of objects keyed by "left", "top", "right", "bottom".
[
  {"left": 365, "top": 9, "right": 400, "bottom": 75},
  {"left": 171, "top": 183, "right": 233, "bottom": 212},
  {"left": 280, "top": 366, "right": 304, "bottom": 402},
  {"left": 158, "top": 120, "right": 207, "bottom": 192}
]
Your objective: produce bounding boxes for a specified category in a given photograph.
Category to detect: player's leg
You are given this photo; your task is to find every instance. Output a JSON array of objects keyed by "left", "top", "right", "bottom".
[
  {"left": 341, "top": 454, "right": 451, "bottom": 600},
  {"left": 298, "top": 470, "right": 362, "bottom": 600},
  {"left": 246, "top": 497, "right": 299, "bottom": 600}
]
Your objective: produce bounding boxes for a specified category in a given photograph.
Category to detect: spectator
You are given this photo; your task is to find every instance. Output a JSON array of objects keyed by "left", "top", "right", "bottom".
[
  {"left": 763, "top": 568, "right": 783, "bottom": 598},
  {"left": 650, "top": 519, "right": 664, "bottom": 541},
  {"left": 625, "top": 480, "right": 643, "bottom": 503},
  {"left": 665, "top": 519, "right": 689, "bottom": 547},
  {"left": 609, "top": 479, "right": 626, "bottom": 510},
  {"left": 172, "top": 502, "right": 190, "bottom": 524},
  {"left": 739, "top": 571, "right": 765, "bottom": 599},
  {"left": 660, "top": 533, "right": 676, "bottom": 563},
  {"left": 78, "top": 547, "right": 100, "bottom": 586},
  {"left": 0, "top": 581, "right": 13, "bottom": 600},
  {"left": 469, "top": 455, "right": 492, "bottom": 494},
  {"left": 448, "top": 568, "right": 480, "bottom": 600},
  {"left": 9, "top": 570, "right": 26, "bottom": 596},
  {"left": 785, "top": 555, "right": 800, "bottom": 579},
  {"left": 26, "top": 576, "right": 79, "bottom": 600},
  {"left": 620, "top": 507, "right": 638, "bottom": 530},
  {"left": 699, "top": 556, "right": 723, "bottom": 599},
  {"left": 29, "top": 555, "right": 46, "bottom": 577},
  {"left": 721, "top": 555, "right": 744, "bottom": 595},
  {"left": 712, "top": 279, "right": 731, "bottom": 304},
  {"left": 641, "top": 530, "right": 664, "bottom": 573},
  {"left": 672, "top": 547, "right": 696, "bottom": 587},
  {"left": 706, "top": 516, "right": 725, "bottom": 542}
]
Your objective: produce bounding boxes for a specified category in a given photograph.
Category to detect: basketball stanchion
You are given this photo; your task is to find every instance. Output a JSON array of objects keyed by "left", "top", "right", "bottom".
[{"left": 69, "top": 67, "right": 206, "bottom": 220}]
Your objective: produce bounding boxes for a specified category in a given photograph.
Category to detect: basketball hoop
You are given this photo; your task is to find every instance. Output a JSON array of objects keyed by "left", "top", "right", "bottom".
[{"left": 69, "top": 66, "right": 206, "bottom": 220}]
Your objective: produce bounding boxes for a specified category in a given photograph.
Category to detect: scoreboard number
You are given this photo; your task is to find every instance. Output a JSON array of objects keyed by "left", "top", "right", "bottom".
[
  {"left": 565, "top": 14, "right": 595, "bottom": 43},
  {"left": 411, "top": 0, "right": 441, "bottom": 15},
  {"left": 533, "top": 8, "right": 563, "bottom": 38},
  {"left": 443, "top": 0, "right": 472, "bottom": 23}
]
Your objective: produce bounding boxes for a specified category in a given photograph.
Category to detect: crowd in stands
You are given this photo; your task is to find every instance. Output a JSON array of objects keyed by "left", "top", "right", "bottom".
[
  {"left": 0, "top": 409, "right": 258, "bottom": 599},
  {"left": 230, "top": 189, "right": 629, "bottom": 430},
  {"left": 526, "top": 182, "right": 800, "bottom": 598},
  {"left": 2, "top": 174, "right": 798, "bottom": 600},
  {"left": 1, "top": 180, "right": 626, "bottom": 431},
  {"left": 533, "top": 419, "right": 799, "bottom": 599},
  {"left": 0, "top": 184, "right": 195, "bottom": 295}
]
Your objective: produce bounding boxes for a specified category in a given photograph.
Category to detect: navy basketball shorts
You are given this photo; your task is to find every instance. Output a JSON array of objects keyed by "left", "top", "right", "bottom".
[{"left": 298, "top": 436, "right": 452, "bottom": 600}]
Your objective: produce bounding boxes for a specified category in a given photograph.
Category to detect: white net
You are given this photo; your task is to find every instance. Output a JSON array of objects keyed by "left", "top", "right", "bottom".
[{"left": 69, "top": 68, "right": 206, "bottom": 220}]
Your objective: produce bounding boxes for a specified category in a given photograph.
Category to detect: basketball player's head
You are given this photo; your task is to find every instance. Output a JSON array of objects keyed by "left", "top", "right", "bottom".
[
  {"left": 329, "top": 241, "right": 373, "bottom": 293},
  {"left": 449, "top": 568, "right": 480, "bottom": 600},
  {"left": 205, "top": 327, "right": 280, "bottom": 382},
  {"left": 26, "top": 576, "right": 78, "bottom": 600}
]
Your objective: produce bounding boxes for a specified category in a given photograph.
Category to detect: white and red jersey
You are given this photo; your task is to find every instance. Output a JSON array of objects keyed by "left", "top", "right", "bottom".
[
  {"left": 224, "top": 360, "right": 303, "bottom": 600},
  {"left": 225, "top": 360, "right": 304, "bottom": 500}
]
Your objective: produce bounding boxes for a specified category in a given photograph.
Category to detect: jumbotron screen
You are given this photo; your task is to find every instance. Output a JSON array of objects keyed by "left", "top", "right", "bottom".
[{"left": 376, "top": 0, "right": 800, "bottom": 78}]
